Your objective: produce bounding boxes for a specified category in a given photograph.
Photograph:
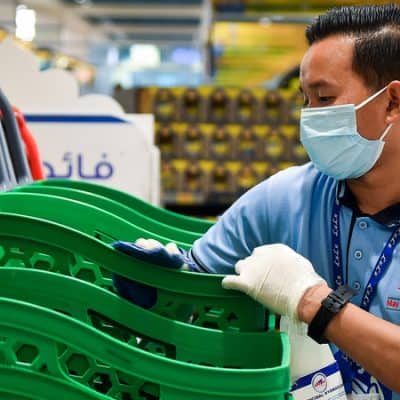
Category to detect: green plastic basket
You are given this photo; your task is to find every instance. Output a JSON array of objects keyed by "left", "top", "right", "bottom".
[
  {"left": 0, "top": 268, "right": 283, "bottom": 368},
  {"left": 0, "top": 212, "right": 270, "bottom": 331},
  {"left": 0, "top": 191, "right": 192, "bottom": 249},
  {"left": 0, "top": 296, "right": 290, "bottom": 399},
  {"left": 0, "top": 186, "right": 292, "bottom": 399},
  {"left": 12, "top": 185, "right": 202, "bottom": 244},
  {"left": 32, "top": 179, "right": 214, "bottom": 234},
  {"left": 0, "top": 268, "right": 290, "bottom": 398},
  {"left": 0, "top": 367, "right": 110, "bottom": 400}
]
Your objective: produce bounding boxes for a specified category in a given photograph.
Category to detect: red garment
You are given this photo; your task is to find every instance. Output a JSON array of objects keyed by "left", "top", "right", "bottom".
[{"left": 12, "top": 107, "right": 45, "bottom": 180}]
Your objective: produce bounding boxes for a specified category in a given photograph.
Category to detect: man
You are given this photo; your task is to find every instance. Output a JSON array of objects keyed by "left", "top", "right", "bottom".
[{"left": 114, "top": 4, "right": 400, "bottom": 399}]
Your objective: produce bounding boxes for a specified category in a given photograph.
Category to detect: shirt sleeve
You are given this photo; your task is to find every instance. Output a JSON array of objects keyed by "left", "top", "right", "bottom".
[{"left": 190, "top": 179, "right": 272, "bottom": 274}]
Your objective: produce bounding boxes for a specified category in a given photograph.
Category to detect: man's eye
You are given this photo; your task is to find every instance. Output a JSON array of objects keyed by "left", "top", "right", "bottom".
[{"left": 319, "top": 96, "right": 333, "bottom": 103}]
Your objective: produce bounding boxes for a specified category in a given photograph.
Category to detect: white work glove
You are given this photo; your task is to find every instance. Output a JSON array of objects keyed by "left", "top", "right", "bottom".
[{"left": 222, "top": 244, "right": 327, "bottom": 321}]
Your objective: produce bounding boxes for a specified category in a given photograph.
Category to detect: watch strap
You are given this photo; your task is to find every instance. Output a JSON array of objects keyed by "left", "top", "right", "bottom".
[{"left": 308, "top": 284, "right": 357, "bottom": 344}]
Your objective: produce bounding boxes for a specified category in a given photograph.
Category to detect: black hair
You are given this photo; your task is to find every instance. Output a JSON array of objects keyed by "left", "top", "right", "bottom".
[{"left": 305, "top": 4, "right": 400, "bottom": 89}]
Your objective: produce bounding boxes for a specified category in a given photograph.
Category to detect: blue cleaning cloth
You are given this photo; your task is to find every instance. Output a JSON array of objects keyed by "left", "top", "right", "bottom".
[
  {"left": 112, "top": 240, "right": 196, "bottom": 308},
  {"left": 113, "top": 241, "right": 186, "bottom": 269}
]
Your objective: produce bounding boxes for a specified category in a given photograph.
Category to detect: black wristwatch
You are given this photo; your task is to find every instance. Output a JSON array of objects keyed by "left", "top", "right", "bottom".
[{"left": 307, "top": 284, "right": 357, "bottom": 344}]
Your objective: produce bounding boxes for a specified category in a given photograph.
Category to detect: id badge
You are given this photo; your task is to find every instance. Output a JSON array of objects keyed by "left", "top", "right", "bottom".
[{"left": 291, "top": 362, "right": 347, "bottom": 400}]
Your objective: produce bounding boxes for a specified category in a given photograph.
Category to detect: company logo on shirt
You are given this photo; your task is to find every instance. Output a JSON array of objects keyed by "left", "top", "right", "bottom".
[
  {"left": 352, "top": 367, "right": 391, "bottom": 400},
  {"left": 312, "top": 373, "right": 327, "bottom": 393},
  {"left": 386, "top": 297, "right": 400, "bottom": 311}
]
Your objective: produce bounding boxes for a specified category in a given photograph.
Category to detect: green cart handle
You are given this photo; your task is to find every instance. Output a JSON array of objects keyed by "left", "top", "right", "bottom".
[
  {"left": 32, "top": 179, "right": 214, "bottom": 234},
  {"left": 12, "top": 185, "right": 202, "bottom": 244}
]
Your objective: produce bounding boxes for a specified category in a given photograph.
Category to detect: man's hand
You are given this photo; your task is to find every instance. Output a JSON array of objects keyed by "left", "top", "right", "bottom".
[
  {"left": 113, "top": 238, "right": 194, "bottom": 270},
  {"left": 112, "top": 238, "right": 197, "bottom": 308},
  {"left": 222, "top": 244, "right": 327, "bottom": 320}
]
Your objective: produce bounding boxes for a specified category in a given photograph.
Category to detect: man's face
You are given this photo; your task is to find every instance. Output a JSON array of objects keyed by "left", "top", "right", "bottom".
[{"left": 299, "top": 34, "right": 390, "bottom": 141}]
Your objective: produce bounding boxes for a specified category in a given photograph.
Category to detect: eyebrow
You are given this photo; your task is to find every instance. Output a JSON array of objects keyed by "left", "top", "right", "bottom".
[{"left": 299, "top": 79, "right": 335, "bottom": 92}]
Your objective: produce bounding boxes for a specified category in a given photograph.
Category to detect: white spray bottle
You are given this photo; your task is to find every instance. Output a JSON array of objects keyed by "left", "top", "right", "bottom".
[{"left": 280, "top": 316, "right": 347, "bottom": 400}]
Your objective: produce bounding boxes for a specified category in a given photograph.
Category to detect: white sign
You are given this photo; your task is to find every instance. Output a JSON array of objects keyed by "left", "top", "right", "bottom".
[{"left": 26, "top": 114, "right": 159, "bottom": 204}]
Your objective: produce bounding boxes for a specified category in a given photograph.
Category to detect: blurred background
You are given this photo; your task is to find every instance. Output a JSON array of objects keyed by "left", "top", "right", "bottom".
[{"left": 0, "top": 0, "right": 389, "bottom": 217}]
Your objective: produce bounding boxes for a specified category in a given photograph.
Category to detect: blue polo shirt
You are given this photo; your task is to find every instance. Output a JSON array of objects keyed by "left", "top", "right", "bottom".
[{"left": 191, "top": 162, "right": 400, "bottom": 399}]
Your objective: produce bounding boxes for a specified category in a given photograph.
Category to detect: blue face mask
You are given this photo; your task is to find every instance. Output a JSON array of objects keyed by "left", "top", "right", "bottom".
[{"left": 300, "top": 86, "right": 393, "bottom": 180}]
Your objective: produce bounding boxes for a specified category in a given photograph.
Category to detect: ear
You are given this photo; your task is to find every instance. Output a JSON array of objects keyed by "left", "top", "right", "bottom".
[{"left": 385, "top": 81, "right": 400, "bottom": 124}]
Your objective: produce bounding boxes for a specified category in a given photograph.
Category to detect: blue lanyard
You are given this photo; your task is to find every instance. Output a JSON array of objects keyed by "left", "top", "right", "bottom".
[
  {"left": 331, "top": 198, "right": 400, "bottom": 311},
  {"left": 332, "top": 197, "right": 400, "bottom": 396}
]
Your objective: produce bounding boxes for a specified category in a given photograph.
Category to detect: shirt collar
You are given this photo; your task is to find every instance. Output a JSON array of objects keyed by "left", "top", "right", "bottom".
[{"left": 337, "top": 181, "right": 400, "bottom": 228}]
